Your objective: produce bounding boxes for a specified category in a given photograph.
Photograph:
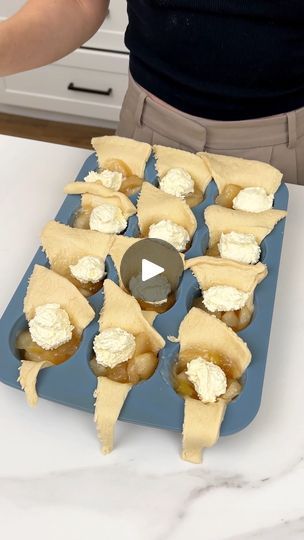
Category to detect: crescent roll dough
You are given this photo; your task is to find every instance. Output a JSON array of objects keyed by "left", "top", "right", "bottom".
[
  {"left": 64, "top": 182, "right": 137, "bottom": 219},
  {"left": 185, "top": 256, "right": 268, "bottom": 293},
  {"left": 19, "top": 265, "right": 95, "bottom": 407},
  {"left": 41, "top": 220, "right": 114, "bottom": 277},
  {"left": 91, "top": 135, "right": 151, "bottom": 178},
  {"left": 94, "top": 279, "right": 165, "bottom": 454},
  {"left": 109, "top": 235, "right": 141, "bottom": 287},
  {"left": 198, "top": 151, "right": 283, "bottom": 194},
  {"left": 205, "top": 205, "right": 287, "bottom": 246},
  {"left": 154, "top": 145, "right": 212, "bottom": 192},
  {"left": 178, "top": 307, "right": 251, "bottom": 463},
  {"left": 137, "top": 182, "right": 197, "bottom": 237}
]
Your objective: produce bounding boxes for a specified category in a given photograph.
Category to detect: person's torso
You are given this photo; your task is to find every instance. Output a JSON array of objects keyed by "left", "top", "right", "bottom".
[{"left": 125, "top": 0, "right": 304, "bottom": 120}]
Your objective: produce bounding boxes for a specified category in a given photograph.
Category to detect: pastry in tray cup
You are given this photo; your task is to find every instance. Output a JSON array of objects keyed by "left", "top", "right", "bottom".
[
  {"left": 16, "top": 265, "right": 95, "bottom": 407},
  {"left": 109, "top": 235, "right": 184, "bottom": 314},
  {"left": 198, "top": 152, "right": 283, "bottom": 211},
  {"left": 41, "top": 221, "right": 113, "bottom": 297},
  {"left": 137, "top": 182, "right": 197, "bottom": 252},
  {"left": 204, "top": 205, "right": 287, "bottom": 263},
  {"left": 173, "top": 307, "right": 251, "bottom": 464},
  {"left": 90, "top": 279, "right": 165, "bottom": 455},
  {"left": 88, "top": 135, "right": 152, "bottom": 196},
  {"left": 64, "top": 182, "right": 136, "bottom": 234},
  {"left": 109, "top": 235, "right": 141, "bottom": 288},
  {"left": 185, "top": 256, "right": 268, "bottom": 331},
  {"left": 153, "top": 144, "right": 212, "bottom": 207}
]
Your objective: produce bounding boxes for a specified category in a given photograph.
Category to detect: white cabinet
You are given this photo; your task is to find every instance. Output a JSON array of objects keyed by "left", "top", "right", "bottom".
[
  {"left": 0, "top": 0, "right": 129, "bottom": 124},
  {"left": 0, "top": 49, "right": 129, "bottom": 122},
  {"left": 0, "top": 0, "right": 128, "bottom": 52}
]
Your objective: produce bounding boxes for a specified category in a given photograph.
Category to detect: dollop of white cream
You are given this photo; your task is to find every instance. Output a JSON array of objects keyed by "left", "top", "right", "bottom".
[
  {"left": 159, "top": 168, "right": 194, "bottom": 198},
  {"left": 233, "top": 187, "right": 274, "bottom": 213},
  {"left": 29, "top": 303, "right": 74, "bottom": 350},
  {"left": 69, "top": 256, "right": 105, "bottom": 284},
  {"left": 203, "top": 285, "right": 249, "bottom": 312},
  {"left": 219, "top": 231, "right": 261, "bottom": 264},
  {"left": 84, "top": 169, "right": 123, "bottom": 191},
  {"left": 148, "top": 219, "right": 190, "bottom": 251},
  {"left": 186, "top": 357, "right": 227, "bottom": 403},
  {"left": 93, "top": 327, "right": 136, "bottom": 368},
  {"left": 89, "top": 203, "right": 127, "bottom": 234}
]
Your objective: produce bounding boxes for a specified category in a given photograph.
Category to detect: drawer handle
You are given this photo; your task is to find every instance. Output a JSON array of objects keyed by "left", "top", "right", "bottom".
[{"left": 67, "top": 82, "right": 112, "bottom": 96}]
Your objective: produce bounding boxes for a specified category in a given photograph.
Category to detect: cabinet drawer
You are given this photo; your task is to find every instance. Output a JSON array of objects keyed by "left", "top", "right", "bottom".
[{"left": 0, "top": 50, "right": 129, "bottom": 122}]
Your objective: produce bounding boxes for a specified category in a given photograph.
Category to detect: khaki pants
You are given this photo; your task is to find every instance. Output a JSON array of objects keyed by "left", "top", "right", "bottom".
[{"left": 117, "top": 75, "right": 304, "bottom": 185}]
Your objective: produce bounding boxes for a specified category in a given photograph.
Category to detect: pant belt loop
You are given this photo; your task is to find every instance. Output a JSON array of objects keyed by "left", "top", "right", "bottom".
[
  {"left": 134, "top": 91, "right": 147, "bottom": 128},
  {"left": 287, "top": 111, "right": 297, "bottom": 149}
]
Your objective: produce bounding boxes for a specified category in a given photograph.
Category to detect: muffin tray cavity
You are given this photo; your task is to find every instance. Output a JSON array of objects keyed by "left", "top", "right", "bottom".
[{"left": 0, "top": 151, "right": 288, "bottom": 435}]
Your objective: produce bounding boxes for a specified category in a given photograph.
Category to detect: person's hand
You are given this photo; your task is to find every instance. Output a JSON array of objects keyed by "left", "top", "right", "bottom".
[{"left": 0, "top": 0, "right": 110, "bottom": 77}]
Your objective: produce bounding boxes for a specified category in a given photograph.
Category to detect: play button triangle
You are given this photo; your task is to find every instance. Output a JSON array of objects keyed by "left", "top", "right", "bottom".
[{"left": 141, "top": 258, "right": 164, "bottom": 282}]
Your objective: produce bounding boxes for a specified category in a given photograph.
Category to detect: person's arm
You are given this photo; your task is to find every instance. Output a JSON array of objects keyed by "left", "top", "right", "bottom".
[{"left": 0, "top": 0, "right": 109, "bottom": 77}]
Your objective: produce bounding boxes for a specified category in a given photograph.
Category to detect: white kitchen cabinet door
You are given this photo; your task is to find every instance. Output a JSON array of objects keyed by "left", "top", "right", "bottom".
[
  {"left": 0, "top": 0, "right": 128, "bottom": 52},
  {"left": 0, "top": 49, "right": 129, "bottom": 122}
]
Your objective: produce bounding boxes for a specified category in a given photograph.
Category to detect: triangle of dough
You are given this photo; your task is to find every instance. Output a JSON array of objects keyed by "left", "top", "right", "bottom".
[
  {"left": 178, "top": 307, "right": 251, "bottom": 378},
  {"left": 178, "top": 308, "right": 250, "bottom": 463},
  {"left": 18, "top": 360, "right": 52, "bottom": 407},
  {"left": 182, "top": 396, "right": 227, "bottom": 463},
  {"left": 64, "top": 182, "right": 137, "bottom": 219},
  {"left": 205, "top": 204, "right": 287, "bottom": 246},
  {"left": 109, "top": 235, "right": 141, "bottom": 287},
  {"left": 137, "top": 182, "right": 197, "bottom": 237},
  {"left": 153, "top": 145, "right": 212, "bottom": 192},
  {"left": 198, "top": 151, "right": 283, "bottom": 194},
  {"left": 24, "top": 265, "right": 95, "bottom": 331},
  {"left": 41, "top": 220, "right": 114, "bottom": 276},
  {"left": 94, "top": 376, "right": 132, "bottom": 454},
  {"left": 100, "top": 279, "right": 165, "bottom": 354},
  {"left": 185, "top": 256, "right": 268, "bottom": 293},
  {"left": 94, "top": 279, "right": 165, "bottom": 454},
  {"left": 91, "top": 135, "right": 151, "bottom": 178}
]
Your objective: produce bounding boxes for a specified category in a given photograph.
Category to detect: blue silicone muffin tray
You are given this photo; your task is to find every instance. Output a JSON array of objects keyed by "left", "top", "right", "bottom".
[{"left": 0, "top": 151, "right": 288, "bottom": 436}]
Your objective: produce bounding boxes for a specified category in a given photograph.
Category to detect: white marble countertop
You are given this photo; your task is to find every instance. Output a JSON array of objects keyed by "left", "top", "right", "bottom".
[{"left": 0, "top": 135, "right": 303, "bottom": 540}]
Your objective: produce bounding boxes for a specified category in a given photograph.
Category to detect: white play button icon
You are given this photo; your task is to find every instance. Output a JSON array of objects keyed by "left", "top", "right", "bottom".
[
  {"left": 141, "top": 258, "right": 164, "bottom": 282},
  {"left": 120, "top": 238, "right": 184, "bottom": 305}
]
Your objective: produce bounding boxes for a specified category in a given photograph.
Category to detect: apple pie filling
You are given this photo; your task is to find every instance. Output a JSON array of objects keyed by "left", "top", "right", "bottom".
[
  {"left": 102, "top": 158, "right": 143, "bottom": 196},
  {"left": 90, "top": 330, "right": 158, "bottom": 385},
  {"left": 215, "top": 184, "right": 242, "bottom": 208},
  {"left": 16, "top": 328, "right": 81, "bottom": 365},
  {"left": 173, "top": 348, "right": 240, "bottom": 401},
  {"left": 192, "top": 296, "right": 252, "bottom": 332}
]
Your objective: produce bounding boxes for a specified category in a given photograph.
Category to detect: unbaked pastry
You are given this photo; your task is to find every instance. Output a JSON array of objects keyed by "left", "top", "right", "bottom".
[
  {"left": 199, "top": 151, "right": 283, "bottom": 195},
  {"left": 17, "top": 265, "right": 94, "bottom": 406},
  {"left": 92, "top": 135, "right": 151, "bottom": 179},
  {"left": 41, "top": 220, "right": 113, "bottom": 295},
  {"left": 64, "top": 182, "right": 136, "bottom": 231},
  {"left": 109, "top": 235, "right": 141, "bottom": 288},
  {"left": 185, "top": 256, "right": 268, "bottom": 330},
  {"left": 175, "top": 307, "right": 251, "bottom": 463},
  {"left": 154, "top": 145, "right": 212, "bottom": 206},
  {"left": 137, "top": 182, "right": 197, "bottom": 241},
  {"left": 205, "top": 205, "right": 287, "bottom": 248},
  {"left": 92, "top": 279, "right": 165, "bottom": 454}
]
